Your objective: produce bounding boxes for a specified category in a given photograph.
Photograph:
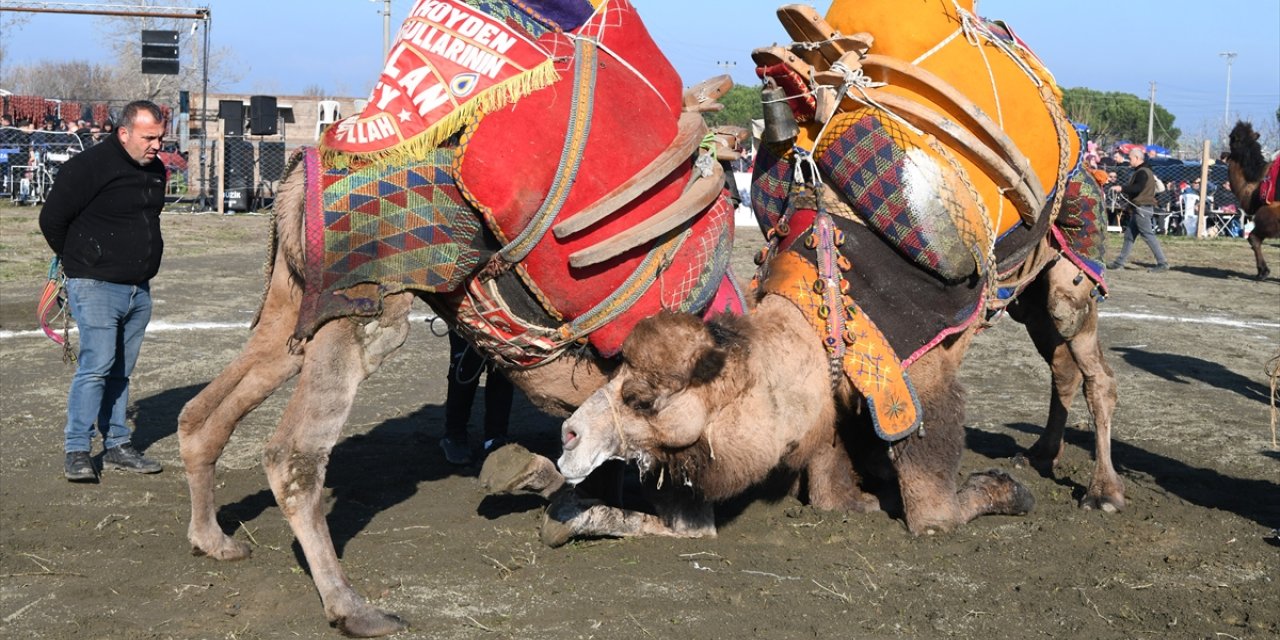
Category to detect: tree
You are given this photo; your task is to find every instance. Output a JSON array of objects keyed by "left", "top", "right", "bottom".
[
  {"left": 703, "top": 84, "right": 763, "bottom": 132},
  {"left": 5, "top": 60, "right": 117, "bottom": 101},
  {"left": 1062, "top": 86, "right": 1180, "bottom": 150}
]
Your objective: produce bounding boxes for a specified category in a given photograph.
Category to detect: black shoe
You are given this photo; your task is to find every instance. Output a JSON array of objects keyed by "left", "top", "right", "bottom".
[
  {"left": 1147, "top": 263, "right": 1169, "bottom": 273},
  {"left": 103, "top": 444, "right": 162, "bottom": 474},
  {"left": 439, "top": 437, "right": 473, "bottom": 465},
  {"left": 64, "top": 451, "right": 96, "bottom": 482},
  {"left": 1106, "top": 261, "right": 1124, "bottom": 270}
]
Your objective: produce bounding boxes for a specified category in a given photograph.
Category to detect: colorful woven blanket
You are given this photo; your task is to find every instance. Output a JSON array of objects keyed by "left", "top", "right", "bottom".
[{"left": 295, "top": 146, "right": 486, "bottom": 338}]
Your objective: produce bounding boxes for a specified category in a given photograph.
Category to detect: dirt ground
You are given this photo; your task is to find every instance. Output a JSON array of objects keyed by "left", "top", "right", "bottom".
[{"left": 1, "top": 207, "right": 1277, "bottom": 640}]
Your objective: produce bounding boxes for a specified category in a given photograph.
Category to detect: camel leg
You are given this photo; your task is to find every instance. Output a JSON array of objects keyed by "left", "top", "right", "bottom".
[
  {"left": 262, "top": 293, "right": 413, "bottom": 638},
  {"left": 1249, "top": 232, "right": 1270, "bottom": 280},
  {"left": 1013, "top": 259, "right": 1123, "bottom": 511},
  {"left": 894, "top": 330, "right": 1034, "bottom": 534},
  {"left": 1007, "top": 266, "right": 1082, "bottom": 475},
  {"left": 539, "top": 484, "right": 716, "bottom": 547},
  {"left": 804, "top": 428, "right": 881, "bottom": 513},
  {"left": 179, "top": 260, "right": 304, "bottom": 560}
]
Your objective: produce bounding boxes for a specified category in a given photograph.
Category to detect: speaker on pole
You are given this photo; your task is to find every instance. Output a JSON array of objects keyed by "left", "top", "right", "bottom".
[
  {"left": 249, "top": 95, "right": 278, "bottom": 136},
  {"left": 218, "top": 100, "right": 244, "bottom": 137},
  {"left": 141, "top": 30, "right": 179, "bottom": 75}
]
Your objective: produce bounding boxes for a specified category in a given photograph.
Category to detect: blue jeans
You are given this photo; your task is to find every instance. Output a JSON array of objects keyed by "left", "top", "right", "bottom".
[
  {"left": 1113, "top": 205, "right": 1168, "bottom": 267},
  {"left": 63, "top": 278, "right": 152, "bottom": 453}
]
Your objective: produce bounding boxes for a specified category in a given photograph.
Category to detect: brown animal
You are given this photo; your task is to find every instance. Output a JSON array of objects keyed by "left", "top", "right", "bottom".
[
  {"left": 177, "top": 57, "right": 739, "bottom": 640},
  {"left": 488, "top": 245, "right": 1122, "bottom": 543},
  {"left": 485, "top": 0, "right": 1125, "bottom": 545},
  {"left": 1225, "top": 120, "right": 1279, "bottom": 280}
]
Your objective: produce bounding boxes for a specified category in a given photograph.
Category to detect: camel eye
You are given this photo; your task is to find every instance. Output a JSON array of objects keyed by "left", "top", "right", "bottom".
[{"left": 620, "top": 380, "right": 659, "bottom": 416}]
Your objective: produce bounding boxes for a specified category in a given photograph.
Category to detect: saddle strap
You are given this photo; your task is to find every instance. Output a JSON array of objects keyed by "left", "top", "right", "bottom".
[{"left": 498, "top": 37, "right": 599, "bottom": 263}]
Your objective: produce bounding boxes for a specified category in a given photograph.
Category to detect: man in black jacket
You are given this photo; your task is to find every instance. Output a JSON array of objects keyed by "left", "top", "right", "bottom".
[
  {"left": 1107, "top": 148, "right": 1170, "bottom": 272},
  {"left": 40, "top": 100, "right": 168, "bottom": 482}
]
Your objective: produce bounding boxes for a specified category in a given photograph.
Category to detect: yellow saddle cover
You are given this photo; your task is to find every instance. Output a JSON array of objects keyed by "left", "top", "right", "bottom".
[{"left": 806, "top": 0, "right": 1078, "bottom": 242}]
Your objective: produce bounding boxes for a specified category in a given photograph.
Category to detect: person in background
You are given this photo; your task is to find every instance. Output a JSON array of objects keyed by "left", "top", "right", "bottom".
[
  {"left": 438, "top": 330, "right": 514, "bottom": 466},
  {"left": 1107, "top": 147, "right": 1170, "bottom": 272},
  {"left": 39, "top": 100, "right": 168, "bottom": 482}
]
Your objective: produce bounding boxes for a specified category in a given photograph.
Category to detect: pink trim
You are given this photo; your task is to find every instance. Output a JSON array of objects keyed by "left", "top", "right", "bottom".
[{"left": 903, "top": 297, "right": 984, "bottom": 367}]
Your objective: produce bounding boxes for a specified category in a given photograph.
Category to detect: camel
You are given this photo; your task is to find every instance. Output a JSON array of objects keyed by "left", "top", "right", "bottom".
[
  {"left": 1224, "top": 120, "right": 1280, "bottom": 280},
  {"left": 488, "top": 248, "right": 1121, "bottom": 543},
  {"left": 176, "top": 1, "right": 750, "bottom": 635},
  {"left": 485, "top": 0, "right": 1125, "bottom": 544}
]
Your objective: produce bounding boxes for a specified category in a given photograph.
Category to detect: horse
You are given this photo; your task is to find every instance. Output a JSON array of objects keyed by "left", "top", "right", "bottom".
[{"left": 1225, "top": 120, "right": 1280, "bottom": 280}]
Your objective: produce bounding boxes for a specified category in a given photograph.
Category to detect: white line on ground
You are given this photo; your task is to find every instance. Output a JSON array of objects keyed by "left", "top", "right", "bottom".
[
  {"left": 0, "top": 313, "right": 442, "bottom": 341},
  {"left": 1097, "top": 311, "right": 1279, "bottom": 330},
  {"left": 1, "top": 311, "right": 1273, "bottom": 342}
]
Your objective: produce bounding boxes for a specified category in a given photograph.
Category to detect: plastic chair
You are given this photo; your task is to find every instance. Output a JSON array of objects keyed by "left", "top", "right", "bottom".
[{"left": 315, "top": 100, "right": 341, "bottom": 140}]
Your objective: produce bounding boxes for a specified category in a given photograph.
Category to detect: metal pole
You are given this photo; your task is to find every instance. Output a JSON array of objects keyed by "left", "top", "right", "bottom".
[
  {"left": 1146, "top": 81, "right": 1155, "bottom": 148},
  {"left": 200, "top": 8, "right": 211, "bottom": 210},
  {"left": 1219, "top": 52, "right": 1237, "bottom": 128},
  {"left": 382, "top": 0, "right": 391, "bottom": 60}
]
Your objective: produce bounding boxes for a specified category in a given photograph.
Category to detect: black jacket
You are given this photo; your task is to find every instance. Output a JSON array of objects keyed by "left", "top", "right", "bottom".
[{"left": 39, "top": 134, "right": 167, "bottom": 284}]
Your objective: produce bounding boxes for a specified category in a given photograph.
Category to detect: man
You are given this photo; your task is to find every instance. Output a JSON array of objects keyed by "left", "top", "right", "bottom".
[
  {"left": 438, "top": 330, "right": 513, "bottom": 466},
  {"left": 1107, "top": 147, "right": 1169, "bottom": 272},
  {"left": 39, "top": 100, "right": 168, "bottom": 482}
]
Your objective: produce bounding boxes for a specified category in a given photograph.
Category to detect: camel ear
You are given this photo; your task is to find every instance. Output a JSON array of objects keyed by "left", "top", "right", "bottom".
[
  {"left": 688, "top": 347, "right": 726, "bottom": 386},
  {"left": 1252, "top": 131, "right": 1260, "bottom": 141}
]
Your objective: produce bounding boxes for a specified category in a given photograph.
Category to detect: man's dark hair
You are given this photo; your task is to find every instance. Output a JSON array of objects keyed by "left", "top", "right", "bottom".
[{"left": 119, "top": 100, "right": 165, "bottom": 130}]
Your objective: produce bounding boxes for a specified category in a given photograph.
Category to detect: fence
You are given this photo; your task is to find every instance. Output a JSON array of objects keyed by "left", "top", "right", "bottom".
[{"left": 1101, "top": 156, "right": 1246, "bottom": 238}]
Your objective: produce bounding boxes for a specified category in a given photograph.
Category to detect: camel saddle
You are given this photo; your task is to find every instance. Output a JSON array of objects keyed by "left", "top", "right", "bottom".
[
  {"left": 301, "top": 0, "right": 744, "bottom": 362},
  {"left": 749, "top": 1, "right": 1087, "bottom": 440}
]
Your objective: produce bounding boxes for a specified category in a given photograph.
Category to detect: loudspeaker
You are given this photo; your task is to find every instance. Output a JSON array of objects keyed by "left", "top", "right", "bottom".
[
  {"left": 218, "top": 100, "right": 244, "bottom": 137},
  {"left": 222, "top": 138, "right": 254, "bottom": 211},
  {"left": 249, "top": 95, "right": 277, "bottom": 136},
  {"left": 259, "top": 141, "right": 286, "bottom": 182}
]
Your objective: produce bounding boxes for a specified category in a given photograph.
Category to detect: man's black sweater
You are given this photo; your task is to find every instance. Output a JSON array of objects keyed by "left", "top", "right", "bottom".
[{"left": 39, "top": 134, "right": 167, "bottom": 285}]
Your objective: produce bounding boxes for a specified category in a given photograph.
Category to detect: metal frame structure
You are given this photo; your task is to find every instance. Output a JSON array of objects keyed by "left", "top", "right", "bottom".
[{"left": 1, "top": 1, "right": 214, "bottom": 207}]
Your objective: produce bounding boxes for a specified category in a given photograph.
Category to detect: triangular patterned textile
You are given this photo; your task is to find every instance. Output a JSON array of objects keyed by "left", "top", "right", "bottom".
[{"left": 294, "top": 146, "right": 486, "bottom": 338}]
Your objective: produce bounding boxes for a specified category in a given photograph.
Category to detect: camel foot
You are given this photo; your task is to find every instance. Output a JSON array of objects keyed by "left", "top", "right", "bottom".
[
  {"left": 962, "top": 469, "right": 1036, "bottom": 516},
  {"left": 1080, "top": 489, "right": 1125, "bottom": 513},
  {"left": 480, "top": 445, "right": 565, "bottom": 499},
  {"left": 1012, "top": 448, "right": 1058, "bottom": 478},
  {"left": 189, "top": 533, "right": 252, "bottom": 561},
  {"left": 539, "top": 490, "right": 600, "bottom": 548},
  {"left": 333, "top": 608, "right": 407, "bottom": 638}
]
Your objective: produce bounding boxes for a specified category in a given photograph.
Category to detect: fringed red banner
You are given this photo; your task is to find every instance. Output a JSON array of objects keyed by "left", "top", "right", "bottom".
[{"left": 321, "top": 0, "right": 558, "bottom": 168}]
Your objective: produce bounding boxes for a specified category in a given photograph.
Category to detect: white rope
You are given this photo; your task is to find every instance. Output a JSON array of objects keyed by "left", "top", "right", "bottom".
[{"left": 911, "top": 27, "right": 962, "bottom": 66}]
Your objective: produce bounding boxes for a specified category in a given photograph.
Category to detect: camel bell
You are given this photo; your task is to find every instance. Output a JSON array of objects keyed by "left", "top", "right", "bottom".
[{"left": 760, "top": 84, "right": 799, "bottom": 145}]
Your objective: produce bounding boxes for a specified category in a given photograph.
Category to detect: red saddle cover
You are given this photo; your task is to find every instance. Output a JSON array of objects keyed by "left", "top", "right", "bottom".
[{"left": 457, "top": 0, "right": 728, "bottom": 355}]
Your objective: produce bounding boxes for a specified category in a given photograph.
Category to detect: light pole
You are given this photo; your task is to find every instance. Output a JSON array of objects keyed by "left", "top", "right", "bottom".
[
  {"left": 371, "top": 0, "right": 392, "bottom": 60},
  {"left": 1219, "top": 51, "right": 1237, "bottom": 128}
]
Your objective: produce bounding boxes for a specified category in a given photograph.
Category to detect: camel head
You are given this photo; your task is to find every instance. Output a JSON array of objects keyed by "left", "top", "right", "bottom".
[
  {"left": 1227, "top": 120, "right": 1267, "bottom": 183},
  {"left": 556, "top": 311, "right": 747, "bottom": 485}
]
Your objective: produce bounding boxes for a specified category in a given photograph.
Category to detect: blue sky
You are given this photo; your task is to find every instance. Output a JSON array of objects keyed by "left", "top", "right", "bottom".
[{"left": 2, "top": 0, "right": 1277, "bottom": 144}]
